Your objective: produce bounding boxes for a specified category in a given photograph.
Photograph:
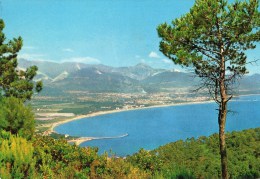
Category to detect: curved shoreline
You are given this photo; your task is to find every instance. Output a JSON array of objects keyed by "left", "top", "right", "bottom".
[
  {"left": 49, "top": 93, "right": 260, "bottom": 135},
  {"left": 49, "top": 100, "right": 213, "bottom": 134},
  {"left": 46, "top": 93, "right": 260, "bottom": 145}
]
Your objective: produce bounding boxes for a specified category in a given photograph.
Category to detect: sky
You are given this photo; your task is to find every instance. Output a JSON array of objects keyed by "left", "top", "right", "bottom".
[{"left": 1, "top": 0, "right": 259, "bottom": 73}]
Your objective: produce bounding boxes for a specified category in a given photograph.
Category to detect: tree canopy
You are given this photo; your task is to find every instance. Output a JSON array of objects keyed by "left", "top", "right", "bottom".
[
  {"left": 158, "top": 0, "right": 259, "bottom": 90},
  {"left": 1, "top": 127, "right": 259, "bottom": 178},
  {"left": 0, "top": 97, "right": 35, "bottom": 139},
  {"left": 0, "top": 19, "right": 42, "bottom": 101},
  {"left": 157, "top": 0, "right": 259, "bottom": 178}
]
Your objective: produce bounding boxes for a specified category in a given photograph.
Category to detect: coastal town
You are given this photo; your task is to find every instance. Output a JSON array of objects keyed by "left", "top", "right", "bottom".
[{"left": 33, "top": 90, "right": 211, "bottom": 136}]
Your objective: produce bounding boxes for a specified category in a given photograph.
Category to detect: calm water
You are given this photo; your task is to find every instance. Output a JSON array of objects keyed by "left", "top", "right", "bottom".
[{"left": 55, "top": 95, "right": 260, "bottom": 156}]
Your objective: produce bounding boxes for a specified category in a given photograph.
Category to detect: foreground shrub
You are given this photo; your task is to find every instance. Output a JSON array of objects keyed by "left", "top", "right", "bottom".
[
  {"left": 147, "top": 128, "right": 260, "bottom": 178},
  {"left": 32, "top": 135, "right": 150, "bottom": 178},
  {"left": 0, "top": 133, "right": 36, "bottom": 178},
  {"left": 0, "top": 97, "right": 35, "bottom": 139}
]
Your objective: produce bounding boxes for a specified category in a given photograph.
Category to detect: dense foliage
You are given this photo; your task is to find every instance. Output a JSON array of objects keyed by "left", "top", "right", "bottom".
[
  {"left": 0, "top": 97, "right": 35, "bottom": 139},
  {"left": 157, "top": 0, "right": 259, "bottom": 177},
  {"left": 129, "top": 128, "right": 260, "bottom": 178},
  {"left": 0, "top": 19, "right": 42, "bottom": 101},
  {"left": 1, "top": 128, "right": 259, "bottom": 178},
  {"left": 0, "top": 131, "right": 149, "bottom": 178},
  {"left": 0, "top": 131, "right": 36, "bottom": 178}
]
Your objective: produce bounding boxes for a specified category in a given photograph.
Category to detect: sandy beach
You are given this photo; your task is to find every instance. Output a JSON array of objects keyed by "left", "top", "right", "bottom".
[
  {"left": 47, "top": 93, "right": 260, "bottom": 144},
  {"left": 49, "top": 93, "right": 260, "bottom": 135},
  {"left": 49, "top": 100, "right": 214, "bottom": 134}
]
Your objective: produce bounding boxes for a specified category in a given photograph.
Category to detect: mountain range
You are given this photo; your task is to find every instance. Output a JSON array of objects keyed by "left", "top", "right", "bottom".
[{"left": 18, "top": 59, "right": 260, "bottom": 95}]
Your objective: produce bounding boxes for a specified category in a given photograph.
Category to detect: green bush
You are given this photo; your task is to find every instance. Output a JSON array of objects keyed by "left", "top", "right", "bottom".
[
  {"left": 0, "top": 124, "right": 259, "bottom": 178},
  {"left": 148, "top": 128, "right": 260, "bottom": 178},
  {"left": 0, "top": 97, "right": 35, "bottom": 139},
  {"left": 0, "top": 134, "right": 36, "bottom": 178}
]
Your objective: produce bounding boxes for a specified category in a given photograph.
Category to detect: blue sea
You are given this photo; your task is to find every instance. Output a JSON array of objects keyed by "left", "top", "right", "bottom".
[{"left": 55, "top": 95, "right": 260, "bottom": 156}]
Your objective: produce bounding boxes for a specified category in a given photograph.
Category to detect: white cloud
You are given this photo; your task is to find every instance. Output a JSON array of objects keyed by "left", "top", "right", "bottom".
[
  {"left": 140, "top": 58, "right": 151, "bottom": 64},
  {"left": 62, "top": 48, "right": 74, "bottom": 52},
  {"left": 18, "top": 53, "right": 101, "bottom": 64},
  {"left": 149, "top": 51, "right": 160, "bottom": 58},
  {"left": 18, "top": 53, "right": 45, "bottom": 60},
  {"left": 18, "top": 54, "right": 57, "bottom": 64},
  {"left": 62, "top": 57, "right": 101, "bottom": 64},
  {"left": 162, "top": 59, "right": 172, "bottom": 64},
  {"left": 140, "top": 59, "right": 146, "bottom": 63}
]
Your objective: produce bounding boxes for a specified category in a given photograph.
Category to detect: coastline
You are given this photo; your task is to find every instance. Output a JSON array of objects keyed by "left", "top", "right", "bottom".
[
  {"left": 49, "top": 93, "right": 260, "bottom": 134},
  {"left": 49, "top": 100, "right": 213, "bottom": 134},
  {"left": 47, "top": 93, "right": 260, "bottom": 145}
]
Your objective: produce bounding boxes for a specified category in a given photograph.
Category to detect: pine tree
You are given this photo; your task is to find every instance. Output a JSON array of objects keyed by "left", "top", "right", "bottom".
[
  {"left": 0, "top": 97, "right": 35, "bottom": 139},
  {"left": 157, "top": 0, "right": 259, "bottom": 178},
  {"left": 0, "top": 19, "right": 42, "bottom": 101}
]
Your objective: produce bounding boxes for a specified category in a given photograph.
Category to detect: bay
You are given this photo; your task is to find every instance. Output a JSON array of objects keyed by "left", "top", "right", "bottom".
[{"left": 55, "top": 95, "right": 260, "bottom": 156}]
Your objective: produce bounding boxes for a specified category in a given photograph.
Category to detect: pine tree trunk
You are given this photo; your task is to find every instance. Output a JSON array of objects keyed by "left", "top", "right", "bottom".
[
  {"left": 218, "top": 31, "right": 228, "bottom": 178},
  {"left": 218, "top": 101, "right": 228, "bottom": 179}
]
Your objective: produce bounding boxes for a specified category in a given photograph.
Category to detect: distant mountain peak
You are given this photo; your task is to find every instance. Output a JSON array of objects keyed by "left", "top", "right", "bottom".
[{"left": 135, "top": 63, "right": 152, "bottom": 69}]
